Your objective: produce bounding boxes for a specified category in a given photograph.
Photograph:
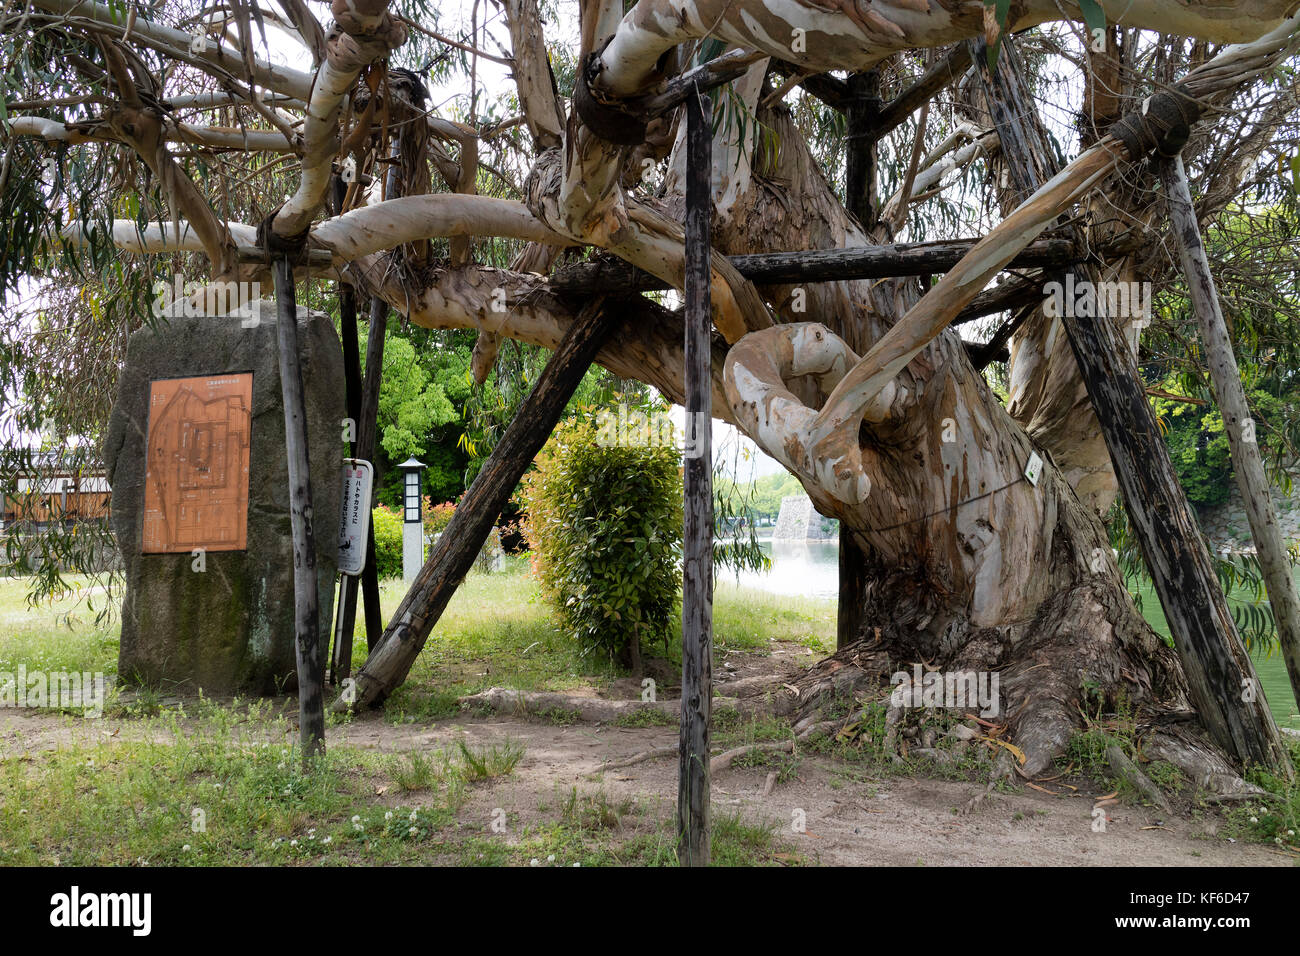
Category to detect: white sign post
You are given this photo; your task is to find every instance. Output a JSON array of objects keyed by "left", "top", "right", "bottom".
[{"left": 337, "top": 459, "right": 374, "bottom": 576}]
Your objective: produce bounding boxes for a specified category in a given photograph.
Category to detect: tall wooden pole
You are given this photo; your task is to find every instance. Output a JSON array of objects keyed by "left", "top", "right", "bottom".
[
  {"left": 837, "top": 69, "right": 880, "bottom": 649},
  {"left": 331, "top": 274, "right": 363, "bottom": 683},
  {"left": 356, "top": 296, "right": 389, "bottom": 649},
  {"left": 844, "top": 70, "right": 880, "bottom": 234},
  {"left": 1161, "top": 154, "right": 1300, "bottom": 713},
  {"left": 273, "top": 257, "right": 326, "bottom": 761},
  {"left": 330, "top": 174, "right": 366, "bottom": 682},
  {"left": 677, "top": 86, "right": 713, "bottom": 867}
]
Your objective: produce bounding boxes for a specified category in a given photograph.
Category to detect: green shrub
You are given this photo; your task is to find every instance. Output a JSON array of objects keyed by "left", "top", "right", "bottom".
[
  {"left": 522, "top": 416, "right": 683, "bottom": 670},
  {"left": 372, "top": 504, "right": 404, "bottom": 580}
]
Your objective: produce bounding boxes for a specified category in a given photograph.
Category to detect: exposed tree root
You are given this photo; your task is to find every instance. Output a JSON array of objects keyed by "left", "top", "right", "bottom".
[
  {"left": 596, "top": 718, "right": 841, "bottom": 775},
  {"left": 1141, "top": 718, "right": 1267, "bottom": 797},
  {"left": 961, "top": 750, "right": 1016, "bottom": 816},
  {"left": 459, "top": 687, "right": 677, "bottom": 722},
  {"left": 600, "top": 745, "right": 679, "bottom": 771},
  {"left": 711, "top": 739, "right": 795, "bottom": 774},
  {"left": 1107, "top": 744, "right": 1174, "bottom": 813},
  {"left": 767, "top": 575, "right": 1274, "bottom": 799}
]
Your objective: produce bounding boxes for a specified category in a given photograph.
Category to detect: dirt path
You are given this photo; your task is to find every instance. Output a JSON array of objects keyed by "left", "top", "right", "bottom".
[
  {"left": 335, "top": 714, "right": 1289, "bottom": 866},
  {"left": 1, "top": 706, "right": 1289, "bottom": 866},
  {"left": 7, "top": 708, "right": 1280, "bottom": 866}
]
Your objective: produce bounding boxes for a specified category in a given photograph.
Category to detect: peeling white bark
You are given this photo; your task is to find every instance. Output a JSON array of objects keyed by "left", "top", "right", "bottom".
[{"left": 272, "top": 7, "right": 407, "bottom": 238}]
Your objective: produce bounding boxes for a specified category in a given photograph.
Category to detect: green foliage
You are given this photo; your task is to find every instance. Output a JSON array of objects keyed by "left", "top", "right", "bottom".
[
  {"left": 375, "top": 333, "right": 459, "bottom": 464},
  {"left": 455, "top": 738, "right": 525, "bottom": 781},
  {"left": 1149, "top": 377, "right": 1295, "bottom": 508},
  {"left": 612, "top": 708, "right": 675, "bottom": 728},
  {"left": 371, "top": 505, "right": 405, "bottom": 581},
  {"left": 522, "top": 417, "right": 683, "bottom": 666},
  {"left": 1151, "top": 389, "right": 1234, "bottom": 507},
  {"left": 716, "top": 470, "right": 805, "bottom": 521}
]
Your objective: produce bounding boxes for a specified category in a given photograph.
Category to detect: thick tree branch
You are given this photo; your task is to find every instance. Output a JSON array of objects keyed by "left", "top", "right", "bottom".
[{"left": 270, "top": 2, "right": 407, "bottom": 239}]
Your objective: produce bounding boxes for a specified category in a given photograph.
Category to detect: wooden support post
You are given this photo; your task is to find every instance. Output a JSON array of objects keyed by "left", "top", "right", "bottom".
[
  {"left": 356, "top": 296, "right": 389, "bottom": 650},
  {"left": 838, "top": 71, "right": 879, "bottom": 647},
  {"left": 273, "top": 256, "right": 325, "bottom": 762},
  {"left": 338, "top": 297, "right": 618, "bottom": 711},
  {"left": 330, "top": 277, "right": 364, "bottom": 684},
  {"left": 330, "top": 289, "right": 388, "bottom": 664},
  {"left": 837, "top": 531, "right": 869, "bottom": 650},
  {"left": 972, "top": 38, "right": 1288, "bottom": 770},
  {"left": 1161, "top": 154, "right": 1300, "bottom": 715},
  {"left": 843, "top": 70, "right": 880, "bottom": 233},
  {"left": 678, "top": 86, "right": 713, "bottom": 868}
]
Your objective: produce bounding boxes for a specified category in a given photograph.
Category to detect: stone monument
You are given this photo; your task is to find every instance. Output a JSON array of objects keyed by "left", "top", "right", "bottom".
[{"left": 104, "top": 298, "right": 344, "bottom": 694}]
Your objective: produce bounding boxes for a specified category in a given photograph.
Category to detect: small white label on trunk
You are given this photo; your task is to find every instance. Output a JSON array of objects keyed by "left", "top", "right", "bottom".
[{"left": 1024, "top": 452, "right": 1043, "bottom": 487}]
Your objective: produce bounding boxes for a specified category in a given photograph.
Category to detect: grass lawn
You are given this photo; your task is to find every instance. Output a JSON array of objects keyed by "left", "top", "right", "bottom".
[
  {"left": 2, "top": 559, "right": 1298, "bottom": 865},
  {"left": 0, "top": 562, "right": 820, "bottom": 866},
  {"left": 1128, "top": 576, "right": 1300, "bottom": 731},
  {"left": 0, "top": 576, "right": 119, "bottom": 680},
  {"left": 374, "top": 555, "right": 835, "bottom": 722}
]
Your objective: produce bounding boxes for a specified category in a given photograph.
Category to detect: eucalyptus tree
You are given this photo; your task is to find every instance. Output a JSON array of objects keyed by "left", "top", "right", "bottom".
[{"left": 5, "top": 0, "right": 1300, "bottom": 783}]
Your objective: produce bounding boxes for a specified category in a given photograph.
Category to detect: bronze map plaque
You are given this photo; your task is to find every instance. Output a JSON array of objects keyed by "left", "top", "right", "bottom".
[{"left": 142, "top": 373, "right": 252, "bottom": 553}]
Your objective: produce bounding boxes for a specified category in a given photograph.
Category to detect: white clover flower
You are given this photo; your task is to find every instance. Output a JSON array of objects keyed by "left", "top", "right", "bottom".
[
  {"left": 1251, "top": 816, "right": 1260, "bottom": 824},
  {"left": 408, "top": 827, "right": 418, "bottom": 836},
  {"left": 409, "top": 810, "right": 418, "bottom": 822},
  {"left": 352, "top": 815, "right": 361, "bottom": 823},
  {"left": 322, "top": 836, "right": 332, "bottom": 845},
  {"left": 530, "top": 858, "right": 540, "bottom": 867},
  {"left": 547, "top": 855, "right": 555, "bottom": 863},
  {"left": 182, "top": 845, "right": 191, "bottom": 852},
  {"left": 385, "top": 811, "right": 394, "bottom": 821},
  {"left": 290, "top": 840, "right": 298, "bottom": 847}
]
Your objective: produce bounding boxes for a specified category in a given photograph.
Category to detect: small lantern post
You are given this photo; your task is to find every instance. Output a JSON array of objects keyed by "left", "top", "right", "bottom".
[{"left": 398, "top": 457, "right": 427, "bottom": 582}]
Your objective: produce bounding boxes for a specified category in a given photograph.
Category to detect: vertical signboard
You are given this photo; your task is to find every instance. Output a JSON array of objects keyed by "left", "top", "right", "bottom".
[{"left": 337, "top": 459, "right": 374, "bottom": 576}]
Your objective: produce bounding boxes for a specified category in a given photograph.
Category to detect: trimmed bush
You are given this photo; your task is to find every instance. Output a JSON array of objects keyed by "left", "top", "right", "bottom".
[
  {"left": 522, "top": 416, "right": 682, "bottom": 670},
  {"left": 372, "top": 504, "right": 404, "bottom": 580}
]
